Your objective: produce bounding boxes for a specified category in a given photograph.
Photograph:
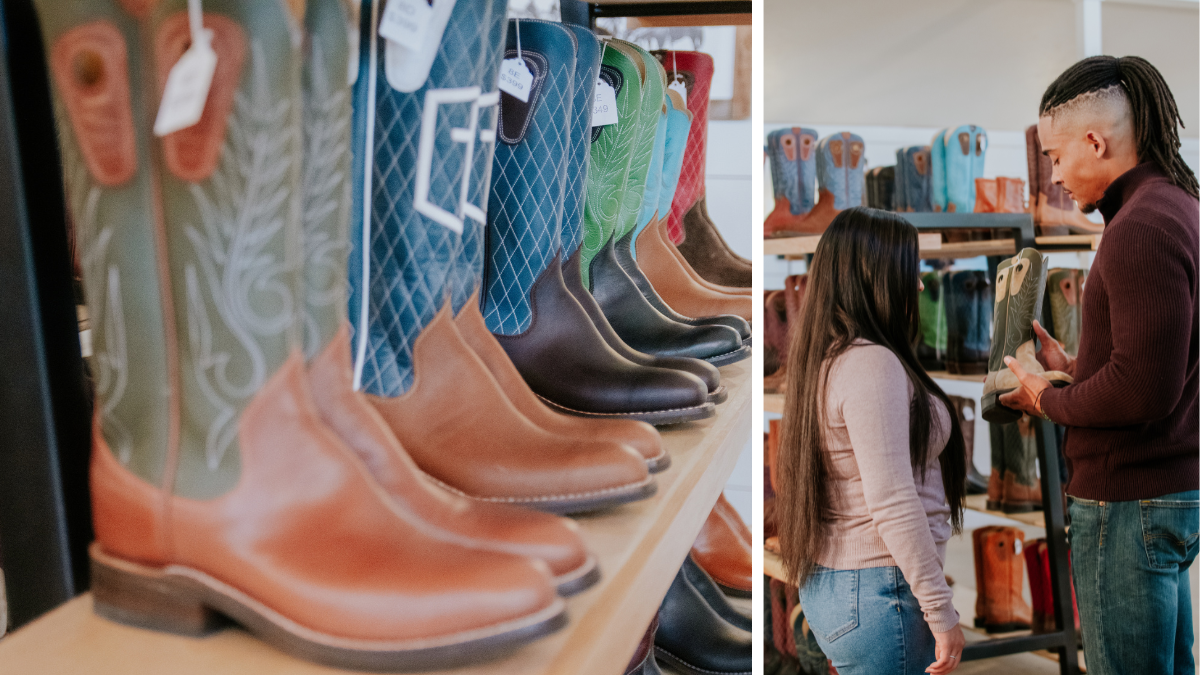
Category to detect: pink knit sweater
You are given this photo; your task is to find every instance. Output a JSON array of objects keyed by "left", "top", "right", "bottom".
[{"left": 815, "top": 340, "right": 959, "bottom": 633}]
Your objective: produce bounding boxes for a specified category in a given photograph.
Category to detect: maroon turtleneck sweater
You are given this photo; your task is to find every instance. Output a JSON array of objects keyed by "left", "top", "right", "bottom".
[{"left": 1040, "top": 162, "right": 1198, "bottom": 501}]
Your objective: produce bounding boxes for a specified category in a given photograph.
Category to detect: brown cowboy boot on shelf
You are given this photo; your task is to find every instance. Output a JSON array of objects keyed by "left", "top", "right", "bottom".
[
  {"left": 650, "top": 50, "right": 751, "bottom": 288},
  {"left": 354, "top": 16, "right": 655, "bottom": 514},
  {"left": 42, "top": 0, "right": 567, "bottom": 667},
  {"left": 763, "top": 290, "right": 788, "bottom": 386},
  {"left": 299, "top": 1, "right": 598, "bottom": 597},
  {"left": 691, "top": 494, "right": 753, "bottom": 598},
  {"left": 973, "top": 177, "right": 1026, "bottom": 213},
  {"left": 999, "top": 415, "right": 1043, "bottom": 513},
  {"left": 764, "top": 274, "right": 808, "bottom": 394},
  {"left": 973, "top": 527, "right": 1033, "bottom": 633},
  {"left": 1026, "top": 124, "right": 1103, "bottom": 235},
  {"left": 948, "top": 396, "right": 988, "bottom": 495},
  {"left": 1045, "top": 268, "right": 1087, "bottom": 356}
]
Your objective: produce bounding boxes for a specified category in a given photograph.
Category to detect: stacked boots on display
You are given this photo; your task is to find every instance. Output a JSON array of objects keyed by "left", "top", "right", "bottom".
[
  {"left": 987, "top": 415, "right": 1043, "bottom": 513},
  {"left": 931, "top": 125, "right": 987, "bottom": 213},
  {"left": 1044, "top": 268, "right": 1087, "bottom": 356},
  {"left": 981, "top": 249, "right": 1073, "bottom": 423},
  {"left": 577, "top": 40, "right": 748, "bottom": 375},
  {"left": 651, "top": 50, "right": 751, "bottom": 288},
  {"left": 972, "top": 526, "right": 1034, "bottom": 633},
  {"left": 691, "top": 494, "right": 753, "bottom": 598},
  {"left": 656, "top": 556, "right": 753, "bottom": 675},
  {"left": 1023, "top": 539, "right": 1080, "bottom": 636},
  {"left": 352, "top": 12, "right": 660, "bottom": 514},
  {"left": 895, "top": 145, "right": 933, "bottom": 212},
  {"left": 1026, "top": 124, "right": 1103, "bottom": 235},
  {"left": 798, "top": 132, "right": 866, "bottom": 234},
  {"left": 973, "top": 177, "right": 1026, "bottom": 213},
  {"left": 917, "top": 271, "right": 946, "bottom": 371},
  {"left": 763, "top": 274, "right": 807, "bottom": 393},
  {"left": 948, "top": 396, "right": 988, "bottom": 495},
  {"left": 943, "top": 270, "right": 991, "bottom": 375},
  {"left": 865, "top": 165, "right": 895, "bottom": 211},
  {"left": 764, "top": 126, "right": 819, "bottom": 236},
  {"left": 41, "top": 0, "right": 610, "bottom": 666},
  {"left": 478, "top": 24, "right": 718, "bottom": 428}
]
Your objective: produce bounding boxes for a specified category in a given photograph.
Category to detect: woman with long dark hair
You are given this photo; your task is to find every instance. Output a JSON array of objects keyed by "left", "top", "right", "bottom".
[{"left": 776, "top": 207, "right": 968, "bottom": 675}]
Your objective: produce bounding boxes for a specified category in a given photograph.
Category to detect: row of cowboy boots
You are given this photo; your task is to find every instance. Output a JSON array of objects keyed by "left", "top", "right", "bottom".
[
  {"left": 763, "top": 128, "right": 864, "bottom": 237},
  {"left": 764, "top": 274, "right": 807, "bottom": 393},
  {"left": 39, "top": 0, "right": 748, "bottom": 667}
]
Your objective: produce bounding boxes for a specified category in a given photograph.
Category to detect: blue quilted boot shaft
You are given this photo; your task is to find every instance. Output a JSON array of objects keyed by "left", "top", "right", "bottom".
[
  {"left": 559, "top": 25, "right": 602, "bottom": 260},
  {"left": 942, "top": 125, "right": 988, "bottom": 212},
  {"left": 481, "top": 20, "right": 577, "bottom": 336},
  {"left": 815, "top": 132, "right": 864, "bottom": 209},
  {"left": 348, "top": 0, "right": 507, "bottom": 397},
  {"left": 930, "top": 127, "right": 948, "bottom": 211},
  {"left": 897, "top": 145, "right": 933, "bottom": 212},
  {"left": 633, "top": 101, "right": 668, "bottom": 245}
]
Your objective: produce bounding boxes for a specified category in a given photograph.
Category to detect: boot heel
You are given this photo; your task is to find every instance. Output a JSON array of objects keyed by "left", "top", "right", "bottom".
[{"left": 91, "top": 554, "right": 222, "bottom": 636}]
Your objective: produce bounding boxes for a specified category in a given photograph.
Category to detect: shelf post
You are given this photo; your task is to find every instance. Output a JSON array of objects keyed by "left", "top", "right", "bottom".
[
  {"left": 1035, "top": 417, "right": 1080, "bottom": 675},
  {"left": 0, "top": 0, "right": 94, "bottom": 630}
]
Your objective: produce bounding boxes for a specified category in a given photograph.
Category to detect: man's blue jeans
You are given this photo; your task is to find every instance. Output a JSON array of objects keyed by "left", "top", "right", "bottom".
[{"left": 1069, "top": 490, "right": 1199, "bottom": 675}]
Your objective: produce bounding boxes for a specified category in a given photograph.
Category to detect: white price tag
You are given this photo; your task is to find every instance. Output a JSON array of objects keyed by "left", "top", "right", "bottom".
[
  {"left": 592, "top": 79, "right": 618, "bottom": 127},
  {"left": 668, "top": 76, "right": 687, "bottom": 106},
  {"left": 153, "top": 31, "right": 217, "bottom": 136},
  {"left": 498, "top": 58, "right": 533, "bottom": 103},
  {"left": 379, "top": 0, "right": 433, "bottom": 51}
]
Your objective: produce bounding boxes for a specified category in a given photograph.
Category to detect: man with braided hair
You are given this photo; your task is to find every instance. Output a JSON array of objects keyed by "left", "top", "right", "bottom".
[{"left": 1001, "top": 56, "right": 1198, "bottom": 674}]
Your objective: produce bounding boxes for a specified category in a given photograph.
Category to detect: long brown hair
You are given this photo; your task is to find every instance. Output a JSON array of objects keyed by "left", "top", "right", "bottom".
[{"left": 776, "top": 207, "right": 966, "bottom": 587}]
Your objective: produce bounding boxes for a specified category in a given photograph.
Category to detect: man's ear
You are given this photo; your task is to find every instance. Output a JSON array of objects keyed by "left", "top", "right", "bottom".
[{"left": 1085, "top": 130, "right": 1108, "bottom": 159}]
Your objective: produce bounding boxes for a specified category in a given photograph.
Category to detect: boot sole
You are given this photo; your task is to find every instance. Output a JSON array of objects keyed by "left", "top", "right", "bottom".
[
  {"left": 646, "top": 449, "right": 673, "bottom": 474},
  {"left": 537, "top": 394, "right": 717, "bottom": 426},
  {"left": 705, "top": 345, "right": 751, "bottom": 368},
  {"left": 716, "top": 582, "right": 752, "bottom": 599},
  {"left": 553, "top": 554, "right": 602, "bottom": 597},
  {"left": 654, "top": 645, "right": 752, "bottom": 675},
  {"left": 424, "top": 471, "right": 660, "bottom": 516},
  {"left": 89, "top": 545, "right": 568, "bottom": 672},
  {"left": 707, "top": 385, "right": 729, "bottom": 405}
]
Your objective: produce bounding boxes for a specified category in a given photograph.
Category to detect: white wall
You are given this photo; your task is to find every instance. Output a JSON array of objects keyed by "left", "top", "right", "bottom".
[{"left": 764, "top": 0, "right": 1199, "bottom": 138}]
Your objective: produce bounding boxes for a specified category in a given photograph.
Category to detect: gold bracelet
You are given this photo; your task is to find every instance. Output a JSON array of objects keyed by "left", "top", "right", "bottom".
[{"left": 1034, "top": 389, "right": 1051, "bottom": 422}]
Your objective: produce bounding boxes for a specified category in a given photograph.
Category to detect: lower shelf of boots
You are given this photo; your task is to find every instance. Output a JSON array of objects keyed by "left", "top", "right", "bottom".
[
  {"left": 965, "top": 493, "right": 1046, "bottom": 529},
  {"left": 0, "top": 361, "right": 751, "bottom": 675}
]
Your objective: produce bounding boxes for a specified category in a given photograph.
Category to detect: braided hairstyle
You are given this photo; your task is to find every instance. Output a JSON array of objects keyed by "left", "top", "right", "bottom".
[{"left": 1040, "top": 56, "right": 1198, "bottom": 199}]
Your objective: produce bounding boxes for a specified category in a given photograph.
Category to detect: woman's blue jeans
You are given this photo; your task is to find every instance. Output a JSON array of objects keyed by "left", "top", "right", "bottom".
[
  {"left": 799, "top": 565, "right": 936, "bottom": 675},
  {"left": 1069, "top": 490, "right": 1199, "bottom": 675}
]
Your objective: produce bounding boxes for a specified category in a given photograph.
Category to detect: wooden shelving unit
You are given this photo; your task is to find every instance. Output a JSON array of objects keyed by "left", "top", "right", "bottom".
[
  {"left": 1034, "top": 233, "right": 1101, "bottom": 251},
  {"left": 0, "top": 361, "right": 751, "bottom": 675},
  {"left": 926, "top": 370, "right": 986, "bottom": 384},
  {"left": 764, "top": 392, "right": 784, "bottom": 414},
  {"left": 965, "top": 494, "right": 1046, "bottom": 529}
]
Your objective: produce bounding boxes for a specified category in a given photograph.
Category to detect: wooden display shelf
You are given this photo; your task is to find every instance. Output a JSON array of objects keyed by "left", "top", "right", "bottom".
[
  {"left": 965, "top": 493, "right": 1046, "bottom": 529},
  {"left": 764, "top": 547, "right": 786, "bottom": 583},
  {"left": 764, "top": 232, "right": 1014, "bottom": 261},
  {"left": 764, "top": 392, "right": 784, "bottom": 414},
  {"left": 0, "top": 362, "right": 752, "bottom": 675},
  {"left": 1034, "top": 233, "right": 1101, "bottom": 251},
  {"left": 926, "top": 370, "right": 986, "bottom": 384}
]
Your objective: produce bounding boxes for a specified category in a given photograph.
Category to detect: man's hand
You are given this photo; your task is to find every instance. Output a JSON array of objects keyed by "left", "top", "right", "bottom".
[
  {"left": 927, "top": 625, "right": 965, "bottom": 674},
  {"left": 1033, "top": 320, "right": 1075, "bottom": 377},
  {"left": 998, "top": 357, "right": 1052, "bottom": 417}
]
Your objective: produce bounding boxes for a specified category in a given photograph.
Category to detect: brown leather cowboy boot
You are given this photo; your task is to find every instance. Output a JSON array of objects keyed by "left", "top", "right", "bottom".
[
  {"left": 691, "top": 494, "right": 753, "bottom": 598},
  {"left": 975, "top": 527, "right": 1033, "bottom": 633},
  {"left": 43, "top": 0, "right": 566, "bottom": 665}
]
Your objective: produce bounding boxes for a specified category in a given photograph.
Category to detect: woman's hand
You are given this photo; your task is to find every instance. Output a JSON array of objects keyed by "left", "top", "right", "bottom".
[
  {"left": 927, "top": 625, "right": 965, "bottom": 674},
  {"left": 1032, "top": 320, "right": 1075, "bottom": 377}
]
